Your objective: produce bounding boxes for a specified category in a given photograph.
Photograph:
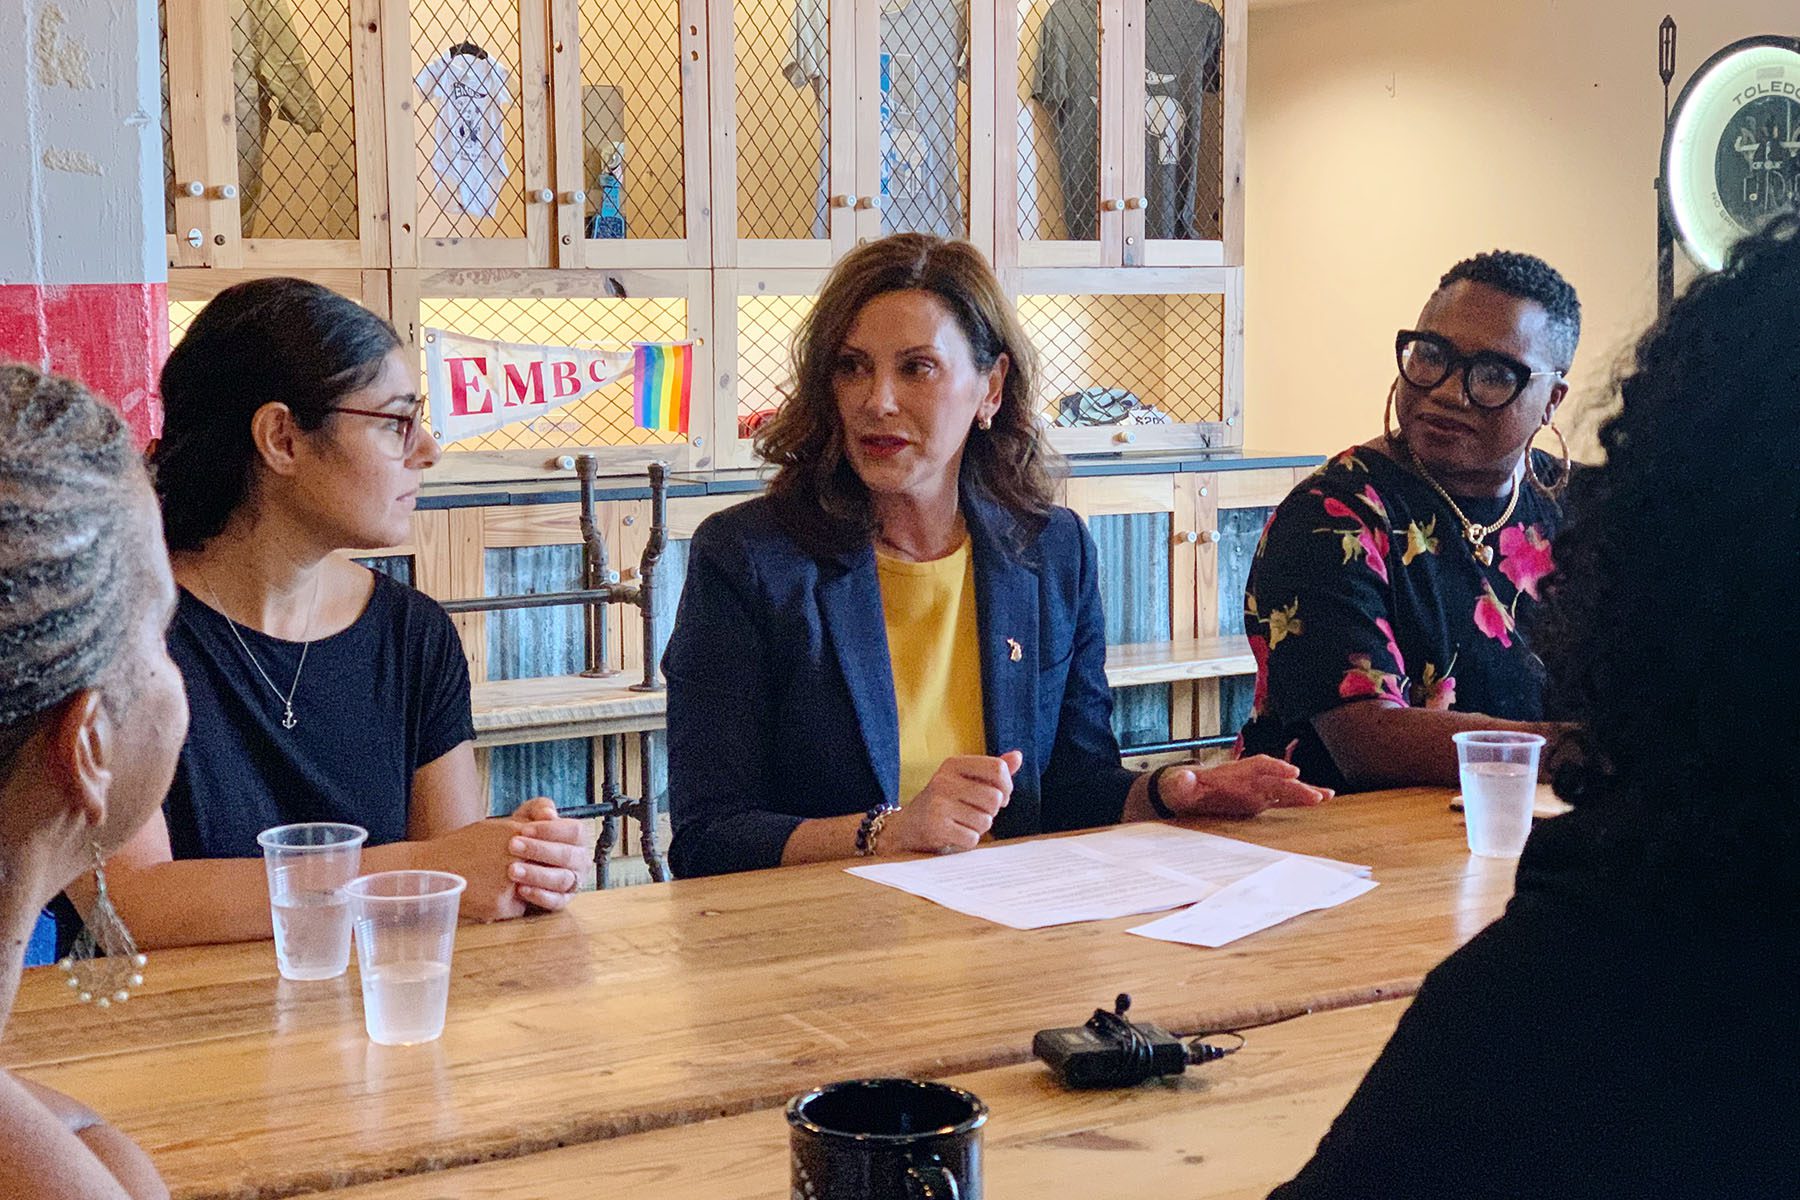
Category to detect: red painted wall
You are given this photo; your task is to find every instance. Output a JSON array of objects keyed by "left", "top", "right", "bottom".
[{"left": 0, "top": 283, "right": 168, "bottom": 447}]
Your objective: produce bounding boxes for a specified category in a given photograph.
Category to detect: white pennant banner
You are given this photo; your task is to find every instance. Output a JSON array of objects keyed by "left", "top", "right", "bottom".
[{"left": 424, "top": 326, "right": 634, "bottom": 445}]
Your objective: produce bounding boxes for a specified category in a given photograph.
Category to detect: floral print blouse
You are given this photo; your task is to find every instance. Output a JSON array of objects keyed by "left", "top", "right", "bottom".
[{"left": 1238, "top": 445, "right": 1566, "bottom": 792}]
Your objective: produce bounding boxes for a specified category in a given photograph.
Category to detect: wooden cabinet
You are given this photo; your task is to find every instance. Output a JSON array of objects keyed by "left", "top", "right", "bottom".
[
  {"left": 167, "top": 266, "right": 391, "bottom": 344},
  {"left": 1014, "top": 264, "right": 1240, "bottom": 456},
  {"left": 390, "top": 267, "right": 717, "bottom": 477},
  {"left": 712, "top": 0, "right": 997, "bottom": 268},
  {"left": 162, "top": 0, "right": 389, "bottom": 269},
  {"left": 1001, "top": 0, "right": 1242, "bottom": 269},
  {"left": 386, "top": 0, "right": 555, "bottom": 267},
  {"left": 551, "top": 0, "right": 714, "bottom": 268},
  {"left": 157, "top": 0, "right": 1250, "bottom": 477},
  {"left": 1062, "top": 467, "right": 1301, "bottom": 748}
]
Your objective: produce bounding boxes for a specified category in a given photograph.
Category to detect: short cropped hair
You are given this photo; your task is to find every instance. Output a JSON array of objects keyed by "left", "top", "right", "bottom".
[{"left": 1438, "top": 250, "right": 1581, "bottom": 369}]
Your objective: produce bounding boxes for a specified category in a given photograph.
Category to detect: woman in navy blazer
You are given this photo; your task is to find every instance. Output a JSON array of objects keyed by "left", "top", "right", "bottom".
[{"left": 665, "top": 236, "right": 1328, "bottom": 878}]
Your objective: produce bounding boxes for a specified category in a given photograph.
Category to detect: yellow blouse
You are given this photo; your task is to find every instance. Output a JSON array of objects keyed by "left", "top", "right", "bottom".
[{"left": 876, "top": 539, "right": 988, "bottom": 804}]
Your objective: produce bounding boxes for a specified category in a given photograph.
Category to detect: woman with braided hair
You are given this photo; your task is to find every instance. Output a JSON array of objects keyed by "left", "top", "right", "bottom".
[{"left": 0, "top": 364, "right": 180, "bottom": 1198}]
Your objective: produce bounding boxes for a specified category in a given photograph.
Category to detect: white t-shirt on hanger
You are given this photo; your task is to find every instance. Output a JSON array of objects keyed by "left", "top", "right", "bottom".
[{"left": 414, "top": 50, "right": 514, "bottom": 220}]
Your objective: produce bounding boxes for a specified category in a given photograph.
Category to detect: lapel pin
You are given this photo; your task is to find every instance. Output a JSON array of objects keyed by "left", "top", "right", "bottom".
[{"left": 1007, "top": 637, "right": 1023, "bottom": 663}]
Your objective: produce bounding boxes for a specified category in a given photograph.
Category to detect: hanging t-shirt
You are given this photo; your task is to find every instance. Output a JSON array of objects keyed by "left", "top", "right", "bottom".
[
  {"left": 1033, "top": 0, "right": 1221, "bottom": 240},
  {"left": 163, "top": 0, "right": 324, "bottom": 233},
  {"left": 414, "top": 50, "right": 514, "bottom": 219},
  {"left": 784, "top": 0, "right": 968, "bottom": 238},
  {"left": 161, "top": 573, "right": 475, "bottom": 860}
]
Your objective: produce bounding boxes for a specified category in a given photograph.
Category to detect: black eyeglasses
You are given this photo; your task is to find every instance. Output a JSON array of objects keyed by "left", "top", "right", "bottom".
[
  {"left": 329, "top": 398, "right": 426, "bottom": 454},
  {"left": 1395, "top": 331, "right": 1563, "bottom": 410}
]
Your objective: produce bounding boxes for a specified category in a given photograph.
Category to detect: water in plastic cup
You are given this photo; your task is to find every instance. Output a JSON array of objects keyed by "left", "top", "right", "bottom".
[
  {"left": 256, "top": 823, "right": 368, "bottom": 981},
  {"left": 1453, "top": 732, "right": 1545, "bottom": 858},
  {"left": 344, "top": 870, "right": 466, "bottom": 1046}
]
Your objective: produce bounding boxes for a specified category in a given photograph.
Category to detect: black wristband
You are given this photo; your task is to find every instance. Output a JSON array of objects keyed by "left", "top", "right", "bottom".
[{"left": 1146, "top": 765, "right": 1179, "bottom": 820}]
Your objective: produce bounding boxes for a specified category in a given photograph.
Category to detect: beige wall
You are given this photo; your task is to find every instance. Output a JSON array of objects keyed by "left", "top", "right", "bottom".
[{"left": 1243, "top": 0, "right": 1794, "bottom": 459}]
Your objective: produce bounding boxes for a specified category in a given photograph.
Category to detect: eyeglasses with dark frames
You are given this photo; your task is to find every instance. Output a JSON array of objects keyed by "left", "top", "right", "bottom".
[
  {"left": 329, "top": 398, "right": 427, "bottom": 454},
  {"left": 1395, "top": 330, "right": 1564, "bottom": 411}
]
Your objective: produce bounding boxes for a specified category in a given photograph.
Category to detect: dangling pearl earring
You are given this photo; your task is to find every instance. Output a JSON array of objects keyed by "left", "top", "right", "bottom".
[{"left": 59, "top": 844, "right": 147, "bottom": 1008}]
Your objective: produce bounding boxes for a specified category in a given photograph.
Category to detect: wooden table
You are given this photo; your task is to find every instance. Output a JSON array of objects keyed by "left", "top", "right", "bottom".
[
  {"left": 325, "top": 1000, "right": 1409, "bottom": 1199},
  {"left": 2, "top": 789, "right": 1507, "bottom": 1199}
]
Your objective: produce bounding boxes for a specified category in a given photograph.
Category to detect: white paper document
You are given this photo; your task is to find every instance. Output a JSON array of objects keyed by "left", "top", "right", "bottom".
[
  {"left": 1126, "top": 856, "right": 1379, "bottom": 948},
  {"left": 846, "top": 825, "right": 1368, "bottom": 931}
]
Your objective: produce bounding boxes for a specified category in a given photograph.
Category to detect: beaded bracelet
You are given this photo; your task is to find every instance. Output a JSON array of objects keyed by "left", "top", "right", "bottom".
[{"left": 855, "top": 802, "right": 900, "bottom": 856}]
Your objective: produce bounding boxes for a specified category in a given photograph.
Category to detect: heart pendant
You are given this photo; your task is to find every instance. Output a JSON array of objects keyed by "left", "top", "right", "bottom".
[{"left": 1475, "top": 543, "right": 1494, "bottom": 567}]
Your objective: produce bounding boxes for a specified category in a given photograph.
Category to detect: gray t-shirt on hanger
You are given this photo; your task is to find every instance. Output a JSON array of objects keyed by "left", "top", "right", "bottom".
[
  {"left": 785, "top": 0, "right": 968, "bottom": 239},
  {"left": 1033, "top": 0, "right": 1222, "bottom": 241}
]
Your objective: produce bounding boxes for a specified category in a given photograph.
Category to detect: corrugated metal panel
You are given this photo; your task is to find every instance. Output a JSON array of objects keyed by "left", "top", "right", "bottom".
[
  {"left": 1217, "top": 505, "right": 1274, "bottom": 742},
  {"left": 477, "top": 540, "right": 690, "bottom": 819},
  {"left": 1087, "top": 512, "right": 1172, "bottom": 748},
  {"left": 483, "top": 545, "right": 587, "bottom": 816},
  {"left": 353, "top": 555, "right": 415, "bottom": 587}
]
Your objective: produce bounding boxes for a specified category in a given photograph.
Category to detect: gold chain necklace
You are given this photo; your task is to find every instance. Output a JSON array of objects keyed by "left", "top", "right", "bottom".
[{"left": 1401, "top": 442, "right": 1519, "bottom": 567}]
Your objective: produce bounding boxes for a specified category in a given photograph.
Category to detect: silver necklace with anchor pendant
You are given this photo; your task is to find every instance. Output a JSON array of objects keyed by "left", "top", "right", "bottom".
[{"left": 202, "top": 570, "right": 321, "bottom": 731}]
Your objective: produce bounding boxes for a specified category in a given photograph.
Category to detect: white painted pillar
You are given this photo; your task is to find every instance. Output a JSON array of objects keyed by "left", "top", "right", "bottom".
[{"left": 0, "top": 0, "right": 166, "bottom": 444}]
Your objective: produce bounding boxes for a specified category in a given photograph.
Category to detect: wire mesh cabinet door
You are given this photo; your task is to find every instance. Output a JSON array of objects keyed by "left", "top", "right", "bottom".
[
  {"left": 389, "top": 0, "right": 556, "bottom": 268},
  {"left": 549, "top": 0, "right": 711, "bottom": 268},
  {"left": 712, "top": 0, "right": 858, "bottom": 268},
  {"left": 163, "top": 0, "right": 245, "bottom": 267},
  {"left": 168, "top": 268, "right": 390, "bottom": 352},
  {"left": 712, "top": 267, "right": 831, "bottom": 468},
  {"left": 403, "top": 268, "right": 716, "bottom": 481},
  {"left": 999, "top": 0, "right": 1124, "bottom": 269},
  {"left": 1018, "top": 265, "right": 1242, "bottom": 454},
  {"left": 1120, "top": 0, "right": 1240, "bottom": 267},
  {"left": 844, "top": 0, "right": 995, "bottom": 257}
]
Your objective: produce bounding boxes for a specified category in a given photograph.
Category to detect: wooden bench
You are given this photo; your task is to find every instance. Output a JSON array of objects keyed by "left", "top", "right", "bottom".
[{"left": 470, "top": 636, "right": 1256, "bottom": 749}]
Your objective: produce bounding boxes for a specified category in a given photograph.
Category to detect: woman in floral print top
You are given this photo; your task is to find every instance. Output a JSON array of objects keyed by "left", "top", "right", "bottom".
[{"left": 1240, "top": 251, "right": 1579, "bottom": 792}]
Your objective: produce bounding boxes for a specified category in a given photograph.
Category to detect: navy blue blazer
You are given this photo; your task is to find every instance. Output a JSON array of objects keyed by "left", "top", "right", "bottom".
[{"left": 664, "top": 486, "right": 1138, "bottom": 877}]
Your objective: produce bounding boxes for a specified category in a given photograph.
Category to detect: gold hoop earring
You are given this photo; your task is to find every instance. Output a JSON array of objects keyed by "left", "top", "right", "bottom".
[
  {"left": 977, "top": 414, "right": 993, "bottom": 431},
  {"left": 1383, "top": 380, "right": 1401, "bottom": 445},
  {"left": 1527, "top": 421, "right": 1571, "bottom": 500}
]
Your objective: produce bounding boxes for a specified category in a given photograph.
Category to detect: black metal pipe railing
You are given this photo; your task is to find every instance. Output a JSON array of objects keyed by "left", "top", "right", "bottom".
[
  {"left": 1119, "top": 734, "right": 1237, "bottom": 758},
  {"left": 631, "top": 461, "right": 668, "bottom": 693},
  {"left": 577, "top": 454, "right": 613, "bottom": 676},
  {"left": 436, "top": 455, "right": 666, "bottom": 693},
  {"left": 436, "top": 456, "right": 673, "bottom": 885},
  {"left": 438, "top": 587, "right": 630, "bottom": 616}
]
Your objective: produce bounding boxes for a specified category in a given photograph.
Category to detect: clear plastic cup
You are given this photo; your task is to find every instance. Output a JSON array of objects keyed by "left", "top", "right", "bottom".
[
  {"left": 1453, "top": 731, "right": 1546, "bottom": 859},
  {"left": 344, "top": 871, "right": 467, "bottom": 1046},
  {"left": 256, "top": 823, "right": 368, "bottom": 981}
]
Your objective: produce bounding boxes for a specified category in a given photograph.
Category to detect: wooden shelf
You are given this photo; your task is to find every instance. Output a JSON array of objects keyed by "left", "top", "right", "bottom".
[
  {"left": 471, "top": 637, "right": 1254, "bottom": 748},
  {"left": 471, "top": 672, "right": 667, "bottom": 746},
  {"left": 1104, "top": 635, "right": 1254, "bottom": 687}
]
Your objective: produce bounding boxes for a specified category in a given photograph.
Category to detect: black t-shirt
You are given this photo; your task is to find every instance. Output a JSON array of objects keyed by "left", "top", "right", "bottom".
[
  {"left": 162, "top": 571, "right": 475, "bottom": 859},
  {"left": 1268, "top": 804, "right": 1800, "bottom": 1198}
]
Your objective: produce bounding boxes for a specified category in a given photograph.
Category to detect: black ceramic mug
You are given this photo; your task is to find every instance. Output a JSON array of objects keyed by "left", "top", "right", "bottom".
[{"left": 786, "top": 1078, "right": 987, "bottom": 1199}]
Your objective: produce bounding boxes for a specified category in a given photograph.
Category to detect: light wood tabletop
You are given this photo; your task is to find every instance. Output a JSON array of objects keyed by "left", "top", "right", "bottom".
[
  {"left": 324, "top": 1000, "right": 1408, "bottom": 1199},
  {"left": 2, "top": 789, "right": 1507, "bottom": 1200}
]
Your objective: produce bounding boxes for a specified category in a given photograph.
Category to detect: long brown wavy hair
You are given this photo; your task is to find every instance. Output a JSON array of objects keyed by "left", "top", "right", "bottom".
[{"left": 755, "top": 234, "right": 1062, "bottom": 554}]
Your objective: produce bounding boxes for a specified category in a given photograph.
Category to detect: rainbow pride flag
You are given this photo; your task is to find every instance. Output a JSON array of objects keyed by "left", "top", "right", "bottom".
[{"left": 632, "top": 342, "right": 693, "bottom": 434}]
